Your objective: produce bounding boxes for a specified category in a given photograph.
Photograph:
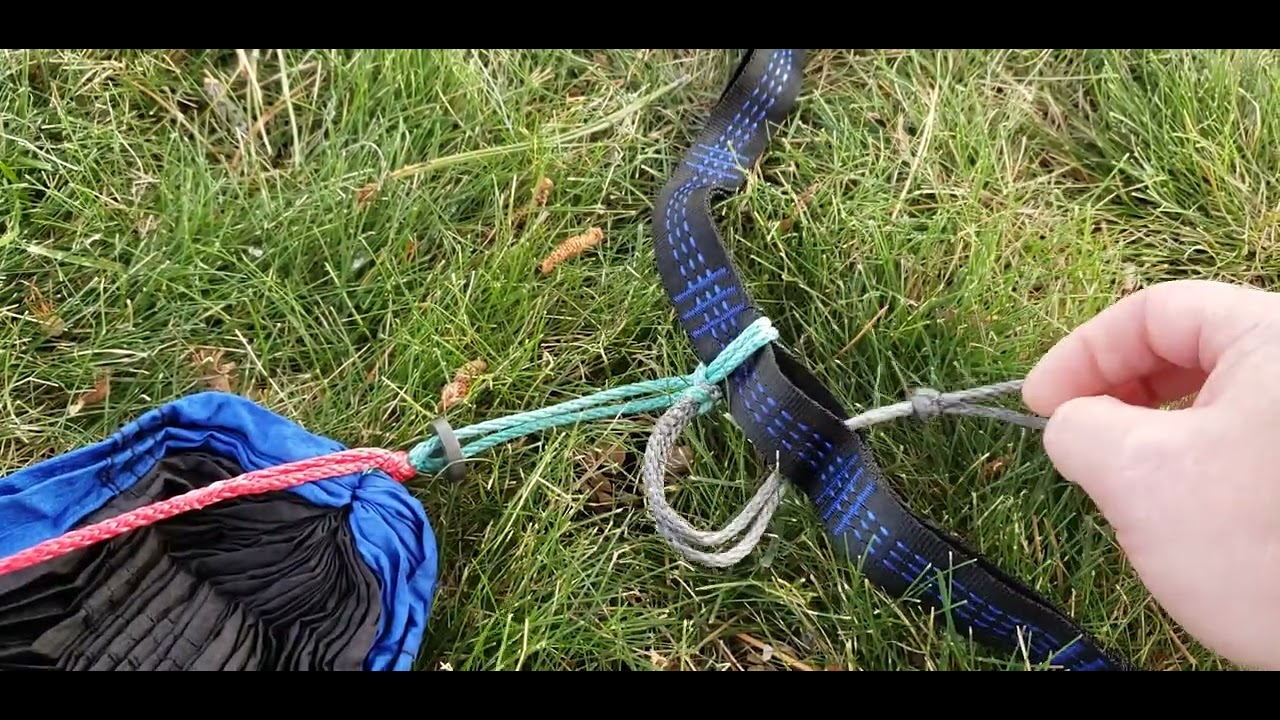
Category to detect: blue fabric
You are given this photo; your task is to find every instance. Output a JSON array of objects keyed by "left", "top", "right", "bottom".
[{"left": 0, "top": 391, "right": 438, "bottom": 672}]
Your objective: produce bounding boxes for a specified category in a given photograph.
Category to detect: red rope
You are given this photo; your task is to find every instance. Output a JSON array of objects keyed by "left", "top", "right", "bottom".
[{"left": 0, "top": 447, "right": 416, "bottom": 579}]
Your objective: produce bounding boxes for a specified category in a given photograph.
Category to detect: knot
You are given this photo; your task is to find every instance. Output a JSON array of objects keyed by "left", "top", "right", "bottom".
[
  {"left": 844, "top": 379, "right": 1048, "bottom": 433},
  {"left": 407, "top": 438, "right": 446, "bottom": 474},
  {"left": 681, "top": 364, "right": 722, "bottom": 414},
  {"left": 374, "top": 449, "right": 419, "bottom": 483},
  {"left": 908, "top": 387, "right": 944, "bottom": 421},
  {"left": 700, "top": 317, "right": 779, "bottom": 385},
  {"left": 676, "top": 317, "right": 777, "bottom": 417}
]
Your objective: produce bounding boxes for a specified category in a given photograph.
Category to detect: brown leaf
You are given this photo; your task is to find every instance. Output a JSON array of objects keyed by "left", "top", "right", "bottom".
[
  {"left": 440, "top": 359, "right": 488, "bottom": 411},
  {"left": 355, "top": 182, "right": 380, "bottom": 207},
  {"left": 646, "top": 650, "right": 670, "bottom": 670},
  {"left": 581, "top": 444, "right": 626, "bottom": 471},
  {"left": 980, "top": 457, "right": 1008, "bottom": 480},
  {"left": 68, "top": 372, "right": 111, "bottom": 416},
  {"left": 579, "top": 444, "right": 627, "bottom": 511},
  {"left": 665, "top": 444, "right": 694, "bottom": 477},
  {"left": 581, "top": 470, "right": 616, "bottom": 507},
  {"left": 588, "top": 484, "right": 614, "bottom": 507},
  {"left": 25, "top": 282, "right": 65, "bottom": 337},
  {"left": 192, "top": 348, "right": 238, "bottom": 393}
]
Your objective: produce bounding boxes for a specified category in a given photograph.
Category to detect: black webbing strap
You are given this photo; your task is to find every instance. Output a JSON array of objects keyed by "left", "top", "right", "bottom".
[{"left": 650, "top": 49, "right": 1135, "bottom": 671}]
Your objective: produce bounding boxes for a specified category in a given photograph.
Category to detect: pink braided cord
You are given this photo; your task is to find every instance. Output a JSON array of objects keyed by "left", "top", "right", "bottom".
[{"left": 0, "top": 447, "right": 416, "bottom": 579}]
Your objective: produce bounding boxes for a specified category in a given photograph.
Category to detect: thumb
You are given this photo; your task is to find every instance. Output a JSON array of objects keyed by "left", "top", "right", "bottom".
[{"left": 1041, "top": 394, "right": 1185, "bottom": 525}]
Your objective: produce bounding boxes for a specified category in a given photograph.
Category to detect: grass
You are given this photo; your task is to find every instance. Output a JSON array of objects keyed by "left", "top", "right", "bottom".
[{"left": 2, "top": 48, "right": 1275, "bottom": 671}]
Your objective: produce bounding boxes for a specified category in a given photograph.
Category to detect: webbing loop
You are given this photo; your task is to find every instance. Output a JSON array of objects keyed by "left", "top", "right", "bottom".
[{"left": 647, "top": 48, "right": 1136, "bottom": 671}]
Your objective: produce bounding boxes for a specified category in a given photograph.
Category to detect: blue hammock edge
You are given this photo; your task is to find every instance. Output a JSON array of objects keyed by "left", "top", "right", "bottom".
[{"left": 0, "top": 390, "right": 438, "bottom": 672}]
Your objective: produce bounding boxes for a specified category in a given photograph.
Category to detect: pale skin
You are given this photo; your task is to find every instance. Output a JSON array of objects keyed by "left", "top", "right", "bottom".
[{"left": 1022, "top": 278, "right": 1280, "bottom": 670}]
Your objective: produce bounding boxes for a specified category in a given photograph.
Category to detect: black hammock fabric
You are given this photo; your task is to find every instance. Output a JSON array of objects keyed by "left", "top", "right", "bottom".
[
  {"left": 0, "top": 452, "right": 380, "bottom": 671},
  {"left": 0, "top": 392, "right": 438, "bottom": 671},
  {"left": 650, "top": 49, "right": 1135, "bottom": 670}
]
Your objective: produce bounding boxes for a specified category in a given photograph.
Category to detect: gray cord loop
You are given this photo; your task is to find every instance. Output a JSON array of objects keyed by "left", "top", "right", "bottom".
[
  {"left": 641, "top": 387, "right": 786, "bottom": 569},
  {"left": 641, "top": 378, "right": 1046, "bottom": 568}
]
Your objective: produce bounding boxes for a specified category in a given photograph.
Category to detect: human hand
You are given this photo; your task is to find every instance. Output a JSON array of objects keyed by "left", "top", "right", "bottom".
[{"left": 1022, "top": 279, "right": 1280, "bottom": 670}]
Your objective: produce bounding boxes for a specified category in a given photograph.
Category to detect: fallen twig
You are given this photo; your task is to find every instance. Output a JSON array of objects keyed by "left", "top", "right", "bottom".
[{"left": 838, "top": 304, "right": 889, "bottom": 355}]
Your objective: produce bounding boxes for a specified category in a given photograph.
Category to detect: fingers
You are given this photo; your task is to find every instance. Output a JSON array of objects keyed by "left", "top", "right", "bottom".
[
  {"left": 1040, "top": 394, "right": 1183, "bottom": 525},
  {"left": 1107, "top": 365, "right": 1207, "bottom": 408},
  {"left": 1023, "top": 280, "right": 1280, "bottom": 415}
]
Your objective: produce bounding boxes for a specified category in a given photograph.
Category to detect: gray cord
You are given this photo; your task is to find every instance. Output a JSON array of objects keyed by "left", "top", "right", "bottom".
[
  {"left": 641, "top": 378, "right": 1043, "bottom": 568},
  {"left": 641, "top": 386, "right": 787, "bottom": 568},
  {"left": 843, "top": 379, "right": 1047, "bottom": 432}
]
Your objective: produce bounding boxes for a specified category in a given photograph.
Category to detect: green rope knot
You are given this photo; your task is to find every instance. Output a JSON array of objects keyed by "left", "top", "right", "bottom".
[
  {"left": 700, "top": 316, "right": 778, "bottom": 383},
  {"left": 406, "top": 316, "right": 779, "bottom": 476},
  {"left": 681, "top": 364, "right": 719, "bottom": 413}
]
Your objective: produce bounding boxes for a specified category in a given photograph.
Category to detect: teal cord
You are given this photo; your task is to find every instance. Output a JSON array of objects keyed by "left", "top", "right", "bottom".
[{"left": 407, "top": 317, "right": 779, "bottom": 474}]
